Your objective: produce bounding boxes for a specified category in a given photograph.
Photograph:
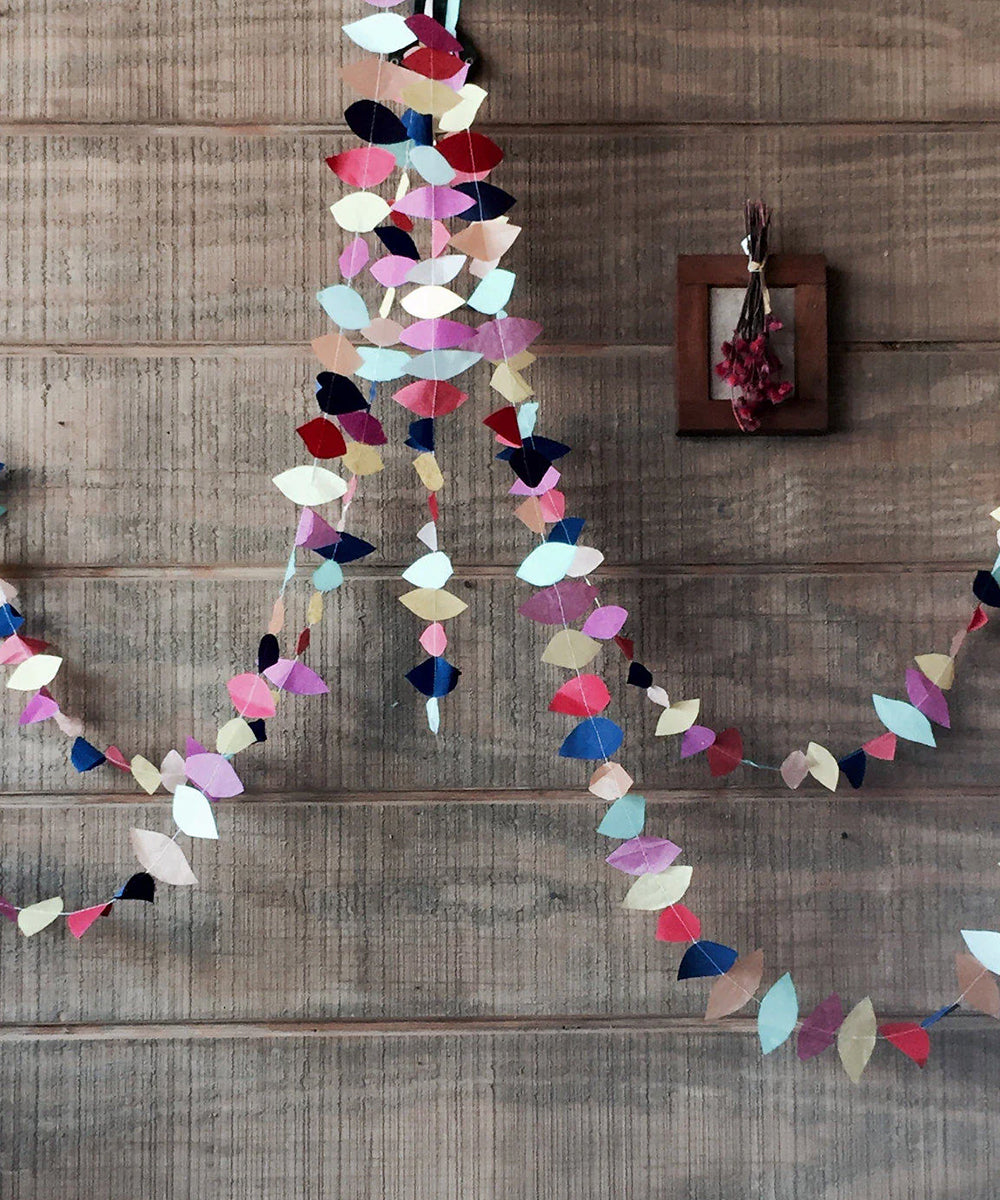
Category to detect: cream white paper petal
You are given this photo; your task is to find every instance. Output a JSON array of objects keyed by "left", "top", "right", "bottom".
[
  {"left": 406, "top": 255, "right": 467, "bottom": 286},
  {"left": 216, "top": 717, "right": 258, "bottom": 756},
  {"left": 622, "top": 865, "right": 693, "bottom": 911},
  {"left": 130, "top": 754, "right": 162, "bottom": 795},
  {"left": 273, "top": 465, "right": 348, "bottom": 506},
  {"left": 172, "top": 784, "right": 220, "bottom": 840},
  {"left": 437, "top": 83, "right": 488, "bottom": 132},
  {"left": 342, "top": 12, "right": 414, "bottom": 53},
  {"left": 566, "top": 546, "right": 605, "bottom": 578},
  {"left": 130, "top": 828, "right": 198, "bottom": 886},
  {"left": 330, "top": 192, "right": 392, "bottom": 234},
  {"left": 400, "top": 286, "right": 464, "bottom": 319},
  {"left": 402, "top": 551, "right": 454, "bottom": 589},
  {"left": 18, "top": 896, "right": 63, "bottom": 937},
  {"left": 6, "top": 654, "right": 63, "bottom": 691}
]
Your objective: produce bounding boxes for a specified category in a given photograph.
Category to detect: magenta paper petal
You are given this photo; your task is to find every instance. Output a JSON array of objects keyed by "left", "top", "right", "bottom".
[
  {"left": 797, "top": 994, "right": 845, "bottom": 1060},
  {"left": 0, "top": 896, "right": 18, "bottom": 922},
  {"left": 339, "top": 410, "right": 387, "bottom": 446},
  {"left": 296, "top": 508, "right": 340, "bottom": 550},
  {"left": 509, "top": 467, "right": 560, "bottom": 497},
  {"left": 581, "top": 605, "right": 629, "bottom": 639},
  {"left": 19, "top": 690, "right": 59, "bottom": 725},
  {"left": 605, "top": 836, "right": 682, "bottom": 876},
  {"left": 370, "top": 255, "right": 417, "bottom": 287},
  {"left": 681, "top": 725, "right": 716, "bottom": 758},
  {"left": 905, "top": 668, "right": 951, "bottom": 728},
  {"left": 399, "top": 319, "right": 473, "bottom": 350},
  {"left": 463, "top": 317, "right": 542, "bottom": 363},
  {"left": 394, "top": 185, "right": 474, "bottom": 220},
  {"left": 339, "top": 236, "right": 369, "bottom": 280},
  {"left": 185, "top": 753, "right": 244, "bottom": 799},
  {"left": 518, "top": 580, "right": 598, "bottom": 625},
  {"left": 263, "top": 658, "right": 330, "bottom": 696},
  {"left": 185, "top": 737, "right": 207, "bottom": 757}
]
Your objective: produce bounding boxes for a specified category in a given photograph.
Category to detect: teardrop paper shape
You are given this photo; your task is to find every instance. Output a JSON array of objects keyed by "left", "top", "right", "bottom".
[
  {"left": 516, "top": 542, "right": 577, "bottom": 587},
  {"left": 172, "top": 784, "right": 219, "bottom": 839},
  {"left": 780, "top": 750, "right": 810, "bottom": 789},
  {"left": 879, "top": 1021, "right": 930, "bottom": 1067},
  {"left": 549, "top": 675, "right": 611, "bottom": 717},
  {"left": 398, "top": 588, "right": 468, "bottom": 622},
  {"left": 130, "top": 829, "right": 198, "bottom": 885},
  {"left": 541, "top": 630, "right": 600, "bottom": 670},
  {"left": 655, "top": 903, "right": 701, "bottom": 943},
  {"left": 130, "top": 754, "right": 162, "bottom": 795},
  {"left": 185, "top": 753, "right": 245, "bottom": 799},
  {"left": 67, "top": 904, "right": 110, "bottom": 939},
  {"left": 837, "top": 997, "right": 877, "bottom": 1082},
  {"left": 327, "top": 145, "right": 396, "bottom": 188},
  {"left": 402, "top": 551, "right": 454, "bottom": 589},
  {"left": 595, "top": 792, "right": 644, "bottom": 837},
  {"left": 706, "top": 727, "right": 743, "bottom": 777},
  {"left": 837, "top": 749, "right": 867, "bottom": 789},
  {"left": 758, "top": 973, "right": 799, "bottom": 1053},
  {"left": 705, "top": 949, "right": 764, "bottom": 1021},
  {"left": 159, "top": 749, "right": 187, "bottom": 792},
  {"left": 343, "top": 11, "right": 415, "bottom": 52},
  {"left": 655, "top": 699, "right": 700, "bottom": 737},
  {"left": 317, "top": 284, "right": 370, "bottom": 330},
  {"left": 216, "top": 718, "right": 258, "bottom": 756},
  {"left": 226, "top": 673, "right": 277, "bottom": 719},
  {"left": 680, "top": 725, "right": 715, "bottom": 758},
  {"left": 872, "top": 694, "right": 936, "bottom": 747},
  {"left": 18, "top": 896, "right": 64, "bottom": 937},
  {"left": 605, "top": 837, "right": 681, "bottom": 876},
  {"left": 273, "top": 465, "right": 348, "bottom": 506},
  {"left": 558, "top": 717, "right": 624, "bottom": 761},
  {"left": 6, "top": 654, "right": 63, "bottom": 691},
  {"left": 581, "top": 606, "right": 628, "bottom": 639},
  {"left": 955, "top": 952, "right": 1000, "bottom": 1018},
  {"left": 961, "top": 928, "right": 1000, "bottom": 974},
  {"left": 862, "top": 731, "right": 897, "bottom": 760},
  {"left": 330, "top": 192, "right": 393, "bottom": 234},
  {"left": 622, "top": 865, "right": 693, "bottom": 911},
  {"left": 904, "top": 668, "right": 950, "bottom": 727},
  {"left": 518, "top": 581, "right": 597, "bottom": 625},
  {"left": 678, "top": 941, "right": 738, "bottom": 980},
  {"left": 805, "top": 741, "right": 840, "bottom": 790},
  {"left": 797, "top": 994, "right": 844, "bottom": 1060}
]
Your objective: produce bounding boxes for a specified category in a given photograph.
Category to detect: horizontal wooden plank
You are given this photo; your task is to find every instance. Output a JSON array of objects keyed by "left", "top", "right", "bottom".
[
  {"left": 0, "top": 794, "right": 994, "bottom": 1024},
  {"left": 0, "top": 573, "right": 994, "bottom": 795},
  {"left": 3, "top": 132, "right": 1000, "bottom": 345},
  {"left": 4, "top": 0, "right": 1000, "bottom": 126},
  {"left": 1, "top": 1030, "right": 995, "bottom": 1199},
  {"left": 1, "top": 349, "right": 997, "bottom": 568}
]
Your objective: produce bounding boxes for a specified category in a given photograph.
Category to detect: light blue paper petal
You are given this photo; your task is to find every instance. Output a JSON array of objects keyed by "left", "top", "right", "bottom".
[
  {"left": 872, "top": 694, "right": 936, "bottom": 747},
  {"left": 961, "top": 929, "right": 1000, "bottom": 974},
  {"left": 516, "top": 401, "right": 539, "bottom": 439},
  {"left": 354, "top": 347, "right": 412, "bottom": 382},
  {"left": 758, "top": 973, "right": 798, "bottom": 1054},
  {"left": 282, "top": 550, "right": 297, "bottom": 586},
  {"left": 312, "top": 560, "right": 344, "bottom": 593},
  {"left": 467, "top": 268, "right": 517, "bottom": 315},
  {"left": 317, "top": 285, "right": 370, "bottom": 330},
  {"left": 425, "top": 697, "right": 440, "bottom": 734},
  {"left": 407, "top": 350, "right": 482, "bottom": 380},
  {"left": 515, "top": 541, "right": 577, "bottom": 587},
  {"left": 342, "top": 12, "right": 415, "bottom": 53},
  {"left": 408, "top": 145, "right": 456, "bottom": 185},
  {"left": 596, "top": 794, "right": 645, "bottom": 839}
]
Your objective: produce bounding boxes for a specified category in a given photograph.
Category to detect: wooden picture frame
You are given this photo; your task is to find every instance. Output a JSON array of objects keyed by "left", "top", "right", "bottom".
[{"left": 676, "top": 254, "right": 828, "bottom": 435}]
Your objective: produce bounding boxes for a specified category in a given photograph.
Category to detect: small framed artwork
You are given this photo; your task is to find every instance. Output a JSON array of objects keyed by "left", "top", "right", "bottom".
[{"left": 675, "top": 254, "right": 828, "bottom": 435}]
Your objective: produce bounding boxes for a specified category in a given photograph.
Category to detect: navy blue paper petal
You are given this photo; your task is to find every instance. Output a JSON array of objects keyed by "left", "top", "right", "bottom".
[
  {"left": 405, "top": 417, "right": 435, "bottom": 452},
  {"left": 505, "top": 446, "right": 553, "bottom": 487},
  {"left": 453, "top": 182, "right": 517, "bottom": 221},
  {"left": 406, "top": 656, "right": 461, "bottom": 698},
  {"left": 344, "top": 99, "right": 409, "bottom": 146},
  {"left": 315, "top": 532, "right": 376, "bottom": 564},
  {"left": 973, "top": 569, "right": 1000, "bottom": 608},
  {"left": 316, "top": 372, "right": 370, "bottom": 415},
  {"left": 627, "top": 662, "right": 653, "bottom": 689},
  {"left": 838, "top": 748, "right": 867, "bottom": 789},
  {"left": 401, "top": 108, "right": 433, "bottom": 146},
  {"left": 523, "top": 436, "right": 571, "bottom": 461},
  {"left": 71, "top": 737, "right": 106, "bottom": 773},
  {"left": 257, "top": 634, "right": 280, "bottom": 673},
  {"left": 375, "top": 225, "right": 420, "bottom": 260},
  {"left": 0, "top": 604, "right": 24, "bottom": 636},
  {"left": 677, "top": 941, "right": 738, "bottom": 980},
  {"left": 116, "top": 872, "right": 156, "bottom": 903},
  {"left": 546, "top": 517, "right": 585, "bottom": 545},
  {"left": 557, "top": 717, "right": 625, "bottom": 761},
  {"left": 248, "top": 719, "right": 267, "bottom": 743}
]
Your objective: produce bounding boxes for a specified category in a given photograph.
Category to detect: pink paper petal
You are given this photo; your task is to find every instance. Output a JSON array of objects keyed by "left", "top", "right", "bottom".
[
  {"left": 105, "top": 745, "right": 131, "bottom": 772},
  {"left": 581, "top": 605, "right": 628, "bottom": 639},
  {"left": 780, "top": 750, "right": 810, "bottom": 789},
  {"left": 509, "top": 467, "right": 560, "bottom": 497},
  {"left": 605, "top": 837, "right": 682, "bottom": 876},
  {"left": 296, "top": 508, "right": 340, "bottom": 550},
  {"left": 185, "top": 752, "right": 245, "bottom": 798},
  {"left": 0, "top": 635, "right": 35, "bottom": 665},
  {"left": 19, "top": 690, "right": 59, "bottom": 725},
  {"left": 263, "top": 658, "right": 330, "bottom": 696},
  {"left": 339, "top": 236, "right": 370, "bottom": 280},
  {"left": 681, "top": 725, "right": 716, "bottom": 758},
  {"left": 370, "top": 255, "right": 418, "bottom": 287},
  {"left": 67, "top": 904, "right": 109, "bottom": 939},
  {"left": 185, "top": 737, "right": 207, "bottom": 757},
  {"left": 227, "top": 673, "right": 276, "bottom": 719},
  {"left": 463, "top": 317, "right": 542, "bottom": 363},
  {"left": 538, "top": 490, "right": 566, "bottom": 522},
  {"left": 393, "top": 185, "right": 475, "bottom": 220},
  {"left": 430, "top": 221, "right": 450, "bottom": 257},
  {"left": 419, "top": 622, "right": 448, "bottom": 656},
  {"left": 399, "top": 318, "right": 473, "bottom": 350}
]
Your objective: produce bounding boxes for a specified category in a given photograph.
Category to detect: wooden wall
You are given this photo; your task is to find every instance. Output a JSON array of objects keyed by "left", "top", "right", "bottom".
[{"left": 2, "top": 1, "right": 999, "bottom": 1195}]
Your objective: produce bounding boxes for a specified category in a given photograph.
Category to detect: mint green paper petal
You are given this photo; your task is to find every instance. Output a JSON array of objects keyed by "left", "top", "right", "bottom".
[
  {"left": 597, "top": 794, "right": 645, "bottom": 839},
  {"left": 758, "top": 973, "right": 798, "bottom": 1053},
  {"left": 872, "top": 694, "right": 936, "bottom": 747},
  {"left": 409, "top": 145, "right": 456, "bottom": 185},
  {"left": 516, "top": 542, "right": 577, "bottom": 587},
  {"left": 354, "top": 347, "right": 411, "bottom": 382},
  {"left": 468, "top": 269, "right": 517, "bottom": 315},
  {"left": 961, "top": 929, "right": 1000, "bottom": 973},
  {"left": 312, "top": 560, "right": 344, "bottom": 593},
  {"left": 317, "top": 285, "right": 370, "bottom": 330},
  {"left": 343, "top": 12, "right": 415, "bottom": 53}
]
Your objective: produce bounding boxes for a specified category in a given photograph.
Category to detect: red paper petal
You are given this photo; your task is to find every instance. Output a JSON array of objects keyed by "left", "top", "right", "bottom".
[
  {"left": 105, "top": 745, "right": 131, "bottom": 772},
  {"left": 880, "top": 1021, "right": 930, "bottom": 1067},
  {"left": 613, "top": 635, "right": 635, "bottom": 661},
  {"left": 325, "top": 146, "right": 396, "bottom": 188},
  {"left": 706, "top": 727, "right": 743, "bottom": 777},
  {"left": 393, "top": 378, "right": 468, "bottom": 417},
  {"left": 401, "top": 46, "right": 465, "bottom": 81},
  {"left": 549, "top": 674, "right": 611, "bottom": 717},
  {"left": 435, "top": 131, "right": 504, "bottom": 174},
  {"left": 862, "top": 731, "right": 897, "bottom": 760},
  {"left": 655, "top": 903, "right": 701, "bottom": 943},
  {"left": 969, "top": 604, "right": 989, "bottom": 632},
  {"left": 483, "top": 406, "right": 523, "bottom": 446},
  {"left": 297, "top": 417, "right": 347, "bottom": 459}
]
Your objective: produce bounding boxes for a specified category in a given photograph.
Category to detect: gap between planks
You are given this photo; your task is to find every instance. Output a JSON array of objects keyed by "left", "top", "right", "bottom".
[{"left": 0, "top": 1014, "right": 990, "bottom": 1040}]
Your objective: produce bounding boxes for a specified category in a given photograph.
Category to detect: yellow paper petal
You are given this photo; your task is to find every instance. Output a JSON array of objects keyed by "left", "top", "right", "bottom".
[
  {"left": 307, "top": 591, "right": 324, "bottom": 625},
  {"left": 805, "top": 741, "right": 839, "bottom": 791},
  {"left": 990, "top": 505, "right": 1000, "bottom": 522},
  {"left": 400, "top": 78, "right": 461, "bottom": 117},
  {"left": 655, "top": 699, "right": 700, "bottom": 736},
  {"left": 216, "top": 718, "right": 257, "bottom": 756},
  {"left": 490, "top": 362, "right": 534, "bottom": 403},
  {"left": 437, "top": 82, "right": 488, "bottom": 132},
  {"left": 130, "top": 754, "right": 162, "bottom": 795},
  {"left": 329, "top": 192, "right": 391, "bottom": 234},
  {"left": 341, "top": 442, "right": 384, "bottom": 476},
  {"left": 914, "top": 652, "right": 955, "bottom": 690},
  {"left": 412, "top": 452, "right": 444, "bottom": 491},
  {"left": 18, "top": 896, "right": 63, "bottom": 937},
  {"left": 541, "top": 629, "right": 601, "bottom": 670},
  {"left": 399, "top": 588, "right": 468, "bottom": 621},
  {"left": 837, "top": 996, "right": 877, "bottom": 1083},
  {"left": 622, "top": 865, "right": 693, "bottom": 911},
  {"left": 6, "top": 654, "right": 63, "bottom": 691}
]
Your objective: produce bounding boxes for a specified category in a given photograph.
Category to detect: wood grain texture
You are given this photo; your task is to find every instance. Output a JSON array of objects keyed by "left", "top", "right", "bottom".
[
  {"left": 4, "top": 349, "right": 997, "bottom": 568},
  {"left": 4, "top": 131, "right": 1000, "bottom": 346},
  {"left": 0, "top": 796, "right": 995, "bottom": 1024},
  {"left": 1, "top": 1030, "right": 997, "bottom": 1200},
  {"left": 4, "top": 0, "right": 1000, "bottom": 126},
  {"left": 0, "top": 573, "right": 993, "bottom": 794}
]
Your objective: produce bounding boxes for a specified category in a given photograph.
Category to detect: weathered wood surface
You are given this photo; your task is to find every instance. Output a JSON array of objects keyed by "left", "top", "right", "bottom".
[
  {"left": 0, "top": 574, "right": 993, "bottom": 794},
  {"left": 5, "top": 132, "right": 1000, "bottom": 346},
  {"left": 2, "top": 349, "right": 997, "bottom": 568},
  {"left": 0, "top": 797, "right": 994, "bottom": 1024},
  {"left": 1, "top": 1031, "right": 996, "bottom": 1200},
  {"left": 4, "top": 0, "right": 1000, "bottom": 126}
]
